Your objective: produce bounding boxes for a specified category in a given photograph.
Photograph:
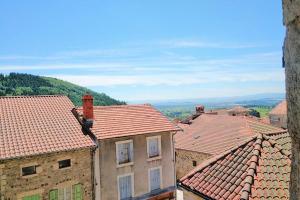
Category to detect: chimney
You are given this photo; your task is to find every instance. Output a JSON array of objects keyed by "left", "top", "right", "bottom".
[
  {"left": 195, "top": 105, "right": 205, "bottom": 114},
  {"left": 82, "top": 94, "right": 94, "bottom": 127}
]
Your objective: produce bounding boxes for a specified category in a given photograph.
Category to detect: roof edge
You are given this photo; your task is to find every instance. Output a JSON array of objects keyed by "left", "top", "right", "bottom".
[{"left": 180, "top": 135, "right": 258, "bottom": 182}]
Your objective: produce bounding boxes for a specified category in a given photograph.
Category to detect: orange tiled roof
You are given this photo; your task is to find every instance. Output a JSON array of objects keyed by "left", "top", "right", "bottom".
[
  {"left": 179, "top": 131, "right": 291, "bottom": 200},
  {"left": 0, "top": 96, "right": 95, "bottom": 160},
  {"left": 76, "top": 104, "right": 180, "bottom": 140},
  {"left": 175, "top": 114, "right": 285, "bottom": 155},
  {"left": 270, "top": 100, "right": 287, "bottom": 115}
]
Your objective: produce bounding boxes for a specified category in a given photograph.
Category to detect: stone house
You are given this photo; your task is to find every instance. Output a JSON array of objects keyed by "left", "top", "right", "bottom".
[
  {"left": 269, "top": 100, "right": 287, "bottom": 129},
  {"left": 178, "top": 131, "right": 290, "bottom": 200},
  {"left": 174, "top": 107, "right": 284, "bottom": 179},
  {"left": 73, "top": 94, "right": 180, "bottom": 200},
  {"left": 0, "top": 96, "right": 95, "bottom": 200}
]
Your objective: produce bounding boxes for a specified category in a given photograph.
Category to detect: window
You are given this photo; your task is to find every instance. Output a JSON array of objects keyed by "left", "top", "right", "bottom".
[
  {"left": 116, "top": 140, "right": 133, "bottom": 166},
  {"left": 58, "top": 159, "right": 71, "bottom": 169},
  {"left": 49, "top": 184, "right": 83, "bottom": 200},
  {"left": 22, "top": 165, "right": 37, "bottom": 176},
  {"left": 22, "top": 194, "right": 40, "bottom": 200},
  {"left": 149, "top": 167, "right": 162, "bottom": 192},
  {"left": 118, "top": 174, "right": 134, "bottom": 200},
  {"left": 147, "top": 136, "right": 161, "bottom": 159},
  {"left": 192, "top": 160, "right": 197, "bottom": 167}
]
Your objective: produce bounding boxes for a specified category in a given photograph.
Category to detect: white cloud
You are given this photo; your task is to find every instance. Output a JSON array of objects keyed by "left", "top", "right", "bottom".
[{"left": 50, "top": 69, "right": 285, "bottom": 87}]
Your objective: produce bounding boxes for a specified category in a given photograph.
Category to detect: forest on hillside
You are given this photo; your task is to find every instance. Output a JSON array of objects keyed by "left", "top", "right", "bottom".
[{"left": 0, "top": 73, "right": 126, "bottom": 106}]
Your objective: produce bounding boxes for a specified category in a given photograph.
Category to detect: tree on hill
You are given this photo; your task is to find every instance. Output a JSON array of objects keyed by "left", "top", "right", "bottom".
[{"left": 0, "top": 73, "right": 126, "bottom": 106}]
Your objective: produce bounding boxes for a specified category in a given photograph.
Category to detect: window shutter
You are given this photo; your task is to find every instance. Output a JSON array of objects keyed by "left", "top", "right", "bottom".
[
  {"left": 149, "top": 138, "right": 159, "bottom": 157},
  {"left": 49, "top": 190, "right": 58, "bottom": 200},
  {"left": 150, "top": 168, "right": 161, "bottom": 191},
  {"left": 73, "top": 184, "right": 83, "bottom": 200},
  {"left": 119, "top": 175, "right": 132, "bottom": 200}
]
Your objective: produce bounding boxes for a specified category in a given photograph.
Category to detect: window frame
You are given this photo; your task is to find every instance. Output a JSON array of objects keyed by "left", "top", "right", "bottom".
[
  {"left": 146, "top": 136, "right": 162, "bottom": 161},
  {"left": 115, "top": 139, "right": 134, "bottom": 167},
  {"left": 58, "top": 159, "right": 72, "bottom": 169},
  {"left": 117, "top": 173, "right": 134, "bottom": 200},
  {"left": 21, "top": 163, "right": 38, "bottom": 177},
  {"left": 148, "top": 166, "right": 163, "bottom": 192}
]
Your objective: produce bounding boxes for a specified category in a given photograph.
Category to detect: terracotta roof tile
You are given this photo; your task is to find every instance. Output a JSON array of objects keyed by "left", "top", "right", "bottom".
[
  {"left": 76, "top": 104, "right": 180, "bottom": 139},
  {"left": 270, "top": 100, "right": 287, "bottom": 115},
  {"left": 179, "top": 131, "right": 291, "bottom": 200},
  {"left": 0, "top": 96, "right": 94, "bottom": 160},
  {"left": 175, "top": 114, "right": 284, "bottom": 156}
]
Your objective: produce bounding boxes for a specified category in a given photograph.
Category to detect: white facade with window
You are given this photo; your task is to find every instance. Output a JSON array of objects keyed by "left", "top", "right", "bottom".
[
  {"left": 148, "top": 167, "right": 162, "bottom": 192},
  {"left": 116, "top": 140, "right": 134, "bottom": 166},
  {"left": 147, "top": 136, "right": 161, "bottom": 160},
  {"left": 118, "top": 173, "right": 134, "bottom": 200}
]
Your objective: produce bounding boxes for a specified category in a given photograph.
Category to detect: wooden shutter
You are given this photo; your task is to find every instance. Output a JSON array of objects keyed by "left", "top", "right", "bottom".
[
  {"left": 119, "top": 175, "right": 132, "bottom": 199},
  {"left": 49, "top": 190, "right": 58, "bottom": 200},
  {"left": 149, "top": 138, "right": 159, "bottom": 157},
  {"left": 118, "top": 142, "right": 133, "bottom": 164},
  {"left": 22, "top": 195, "right": 40, "bottom": 200},
  {"left": 73, "top": 184, "right": 83, "bottom": 200},
  {"left": 150, "top": 168, "right": 161, "bottom": 191}
]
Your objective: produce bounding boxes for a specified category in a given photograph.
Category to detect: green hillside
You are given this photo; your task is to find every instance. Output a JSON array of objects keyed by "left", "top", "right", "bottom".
[{"left": 0, "top": 73, "right": 126, "bottom": 106}]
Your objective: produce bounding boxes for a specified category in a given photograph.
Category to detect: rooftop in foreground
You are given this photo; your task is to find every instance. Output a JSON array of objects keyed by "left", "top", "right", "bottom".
[
  {"left": 0, "top": 95, "right": 95, "bottom": 160},
  {"left": 179, "top": 131, "right": 290, "bottom": 200}
]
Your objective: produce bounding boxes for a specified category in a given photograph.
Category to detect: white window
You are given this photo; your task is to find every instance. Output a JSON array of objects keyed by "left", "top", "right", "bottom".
[
  {"left": 147, "top": 136, "right": 161, "bottom": 159},
  {"left": 58, "top": 185, "right": 72, "bottom": 200},
  {"left": 118, "top": 174, "right": 134, "bottom": 200},
  {"left": 116, "top": 140, "right": 133, "bottom": 166},
  {"left": 149, "top": 167, "right": 162, "bottom": 192}
]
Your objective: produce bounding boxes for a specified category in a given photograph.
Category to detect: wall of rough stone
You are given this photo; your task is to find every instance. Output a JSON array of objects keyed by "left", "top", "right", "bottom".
[
  {"left": 282, "top": 0, "right": 300, "bottom": 199},
  {"left": 0, "top": 148, "right": 93, "bottom": 200},
  {"left": 175, "top": 149, "right": 211, "bottom": 179}
]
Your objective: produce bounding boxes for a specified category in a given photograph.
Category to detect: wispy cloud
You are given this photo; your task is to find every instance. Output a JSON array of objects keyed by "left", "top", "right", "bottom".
[{"left": 157, "top": 39, "right": 264, "bottom": 49}]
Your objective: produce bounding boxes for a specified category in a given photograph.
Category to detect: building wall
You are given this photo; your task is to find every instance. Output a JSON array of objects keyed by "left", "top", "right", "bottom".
[
  {"left": 0, "top": 148, "right": 93, "bottom": 200},
  {"left": 175, "top": 149, "right": 211, "bottom": 179},
  {"left": 179, "top": 188, "right": 204, "bottom": 200},
  {"left": 269, "top": 114, "right": 287, "bottom": 129},
  {"left": 98, "top": 132, "right": 175, "bottom": 200}
]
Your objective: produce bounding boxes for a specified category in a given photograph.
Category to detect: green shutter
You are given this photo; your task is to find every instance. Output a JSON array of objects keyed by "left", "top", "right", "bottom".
[
  {"left": 22, "top": 194, "right": 40, "bottom": 200},
  {"left": 73, "top": 184, "right": 83, "bottom": 200},
  {"left": 49, "top": 189, "right": 58, "bottom": 200}
]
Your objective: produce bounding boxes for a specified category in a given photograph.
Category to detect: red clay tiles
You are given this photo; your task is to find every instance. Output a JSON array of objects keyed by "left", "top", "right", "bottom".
[
  {"left": 270, "top": 100, "right": 287, "bottom": 115},
  {"left": 179, "top": 132, "right": 291, "bottom": 200},
  {"left": 175, "top": 114, "right": 284, "bottom": 156},
  {"left": 0, "top": 96, "right": 95, "bottom": 160},
  {"left": 76, "top": 104, "right": 180, "bottom": 140}
]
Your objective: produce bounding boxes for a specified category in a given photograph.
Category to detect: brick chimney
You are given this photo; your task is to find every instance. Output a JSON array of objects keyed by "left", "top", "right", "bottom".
[
  {"left": 195, "top": 105, "right": 205, "bottom": 114},
  {"left": 82, "top": 94, "right": 94, "bottom": 122}
]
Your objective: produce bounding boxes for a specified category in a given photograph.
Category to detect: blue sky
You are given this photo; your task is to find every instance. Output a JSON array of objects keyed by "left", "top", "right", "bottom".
[{"left": 0, "top": 0, "right": 285, "bottom": 101}]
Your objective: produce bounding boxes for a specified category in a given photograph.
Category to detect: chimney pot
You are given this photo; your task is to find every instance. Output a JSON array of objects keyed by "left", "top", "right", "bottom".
[{"left": 82, "top": 94, "right": 94, "bottom": 121}]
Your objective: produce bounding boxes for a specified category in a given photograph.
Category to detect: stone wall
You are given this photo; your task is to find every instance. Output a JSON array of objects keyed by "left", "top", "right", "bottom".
[
  {"left": 0, "top": 148, "right": 93, "bottom": 200},
  {"left": 175, "top": 149, "right": 211, "bottom": 179},
  {"left": 282, "top": 0, "right": 300, "bottom": 199}
]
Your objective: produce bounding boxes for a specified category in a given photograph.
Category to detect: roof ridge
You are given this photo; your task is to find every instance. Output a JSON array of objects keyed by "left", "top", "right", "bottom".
[
  {"left": 180, "top": 135, "right": 258, "bottom": 182},
  {"left": 0, "top": 95, "right": 66, "bottom": 98},
  {"left": 240, "top": 134, "right": 263, "bottom": 200},
  {"left": 262, "top": 133, "right": 291, "bottom": 158}
]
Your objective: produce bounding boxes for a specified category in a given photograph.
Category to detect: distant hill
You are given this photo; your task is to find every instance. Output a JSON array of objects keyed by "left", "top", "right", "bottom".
[{"left": 0, "top": 73, "right": 126, "bottom": 106}]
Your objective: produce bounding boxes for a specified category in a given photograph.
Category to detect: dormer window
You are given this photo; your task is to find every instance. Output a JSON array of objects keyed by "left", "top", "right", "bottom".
[{"left": 147, "top": 136, "right": 161, "bottom": 160}]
